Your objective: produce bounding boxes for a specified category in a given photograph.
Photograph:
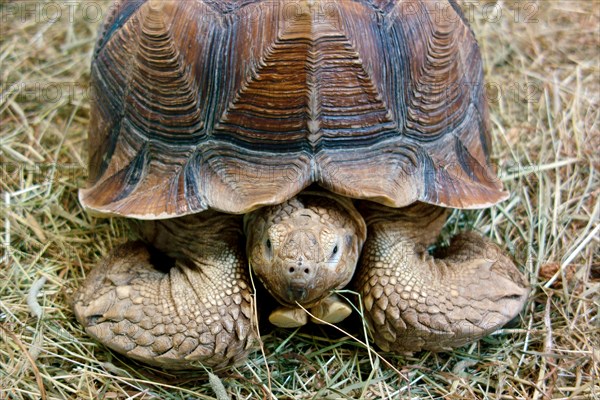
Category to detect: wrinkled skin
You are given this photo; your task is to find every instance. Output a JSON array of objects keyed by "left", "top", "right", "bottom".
[{"left": 74, "top": 192, "right": 529, "bottom": 369}]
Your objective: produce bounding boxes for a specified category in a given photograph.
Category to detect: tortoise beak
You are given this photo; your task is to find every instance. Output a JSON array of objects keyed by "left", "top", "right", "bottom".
[{"left": 285, "top": 285, "right": 308, "bottom": 303}]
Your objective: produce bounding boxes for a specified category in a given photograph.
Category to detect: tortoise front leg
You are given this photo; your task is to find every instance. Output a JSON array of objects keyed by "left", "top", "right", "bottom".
[
  {"left": 356, "top": 203, "right": 529, "bottom": 352},
  {"left": 73, "top": 213, "right": 256, "bottom": 370}
]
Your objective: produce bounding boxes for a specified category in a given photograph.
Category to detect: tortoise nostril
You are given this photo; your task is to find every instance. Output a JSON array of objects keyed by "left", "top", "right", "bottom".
[{"left": 288, "top": 266, "right": 311, "bottom": 275}]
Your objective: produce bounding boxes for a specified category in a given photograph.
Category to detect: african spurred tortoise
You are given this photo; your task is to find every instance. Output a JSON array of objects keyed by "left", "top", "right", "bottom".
[{"left": 74, "top": 0, "right": 529, "bottom": 369}]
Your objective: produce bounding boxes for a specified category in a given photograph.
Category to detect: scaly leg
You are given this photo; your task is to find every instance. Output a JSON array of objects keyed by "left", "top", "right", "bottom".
[
  {"left": 356, "top": 202, "right": 529, "bottom": 352},
  {"left": 73, "top": 212, "right": 256, "bottom": 369}
]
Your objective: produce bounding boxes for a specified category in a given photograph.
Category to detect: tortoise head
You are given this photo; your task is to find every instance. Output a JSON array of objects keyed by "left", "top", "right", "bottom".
[{"left": 245, "top": 193, "right": 366, "bottom": 308}]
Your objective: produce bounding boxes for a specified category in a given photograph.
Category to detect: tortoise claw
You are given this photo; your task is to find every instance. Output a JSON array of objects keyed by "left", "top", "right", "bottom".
[
  {"left": 310, "top": 294, "right": 352, "bottom": 325},
  {"left": 269, "top": 307, "right": 308, "bottom": 328}
]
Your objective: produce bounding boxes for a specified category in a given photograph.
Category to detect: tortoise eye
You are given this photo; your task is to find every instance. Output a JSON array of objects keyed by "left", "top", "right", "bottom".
[
  {"left": 328, "top": 243, "right": 342, "bottom": 264},
  {"left": 266, "top": 239, "right": 272, "bottom": 249}
]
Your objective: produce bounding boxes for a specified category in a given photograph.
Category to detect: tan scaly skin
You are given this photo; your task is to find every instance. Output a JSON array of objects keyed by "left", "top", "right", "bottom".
[
  {"left": 244, "top": 193, "right": 366, "bottom": 327},
  {"left": 73, "top": 212, "right": 256, "bottom": 370},
  {"left": 355, "top": 201, "right": 530, "bottom": 351},
  {"left": 74, "top": 193, "right": 528, "bottom": 368}
]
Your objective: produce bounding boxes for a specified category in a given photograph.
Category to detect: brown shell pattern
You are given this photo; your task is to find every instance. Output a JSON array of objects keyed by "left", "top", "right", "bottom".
[{"left": 80, "top": 0, "right": 507, "bottom": 218}]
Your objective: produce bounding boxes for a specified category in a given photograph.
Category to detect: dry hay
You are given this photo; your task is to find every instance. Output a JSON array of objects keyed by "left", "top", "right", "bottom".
[{"left": 1, "top": 1, "right": 598, "bottom": 399}]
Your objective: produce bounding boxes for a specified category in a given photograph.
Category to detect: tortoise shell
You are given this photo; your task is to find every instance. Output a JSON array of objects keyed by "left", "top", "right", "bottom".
[{"left": 80, "top": 0, "right": 507, "bottom": 218}]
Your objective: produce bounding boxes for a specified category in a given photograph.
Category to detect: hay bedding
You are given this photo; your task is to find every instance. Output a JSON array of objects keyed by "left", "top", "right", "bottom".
[{"left": 0, "top": 1, "right": 598, "bottom": 398}]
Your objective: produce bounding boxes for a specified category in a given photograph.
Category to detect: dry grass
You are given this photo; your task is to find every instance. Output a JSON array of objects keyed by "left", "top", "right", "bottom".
[{"left": 1, "top": 0, "right": 598, "bottom": 399}]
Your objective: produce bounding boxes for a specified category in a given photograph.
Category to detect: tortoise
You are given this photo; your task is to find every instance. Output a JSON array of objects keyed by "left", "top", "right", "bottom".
[{"left": 73, "top": 0, "right": 529, "bottom": 370}]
